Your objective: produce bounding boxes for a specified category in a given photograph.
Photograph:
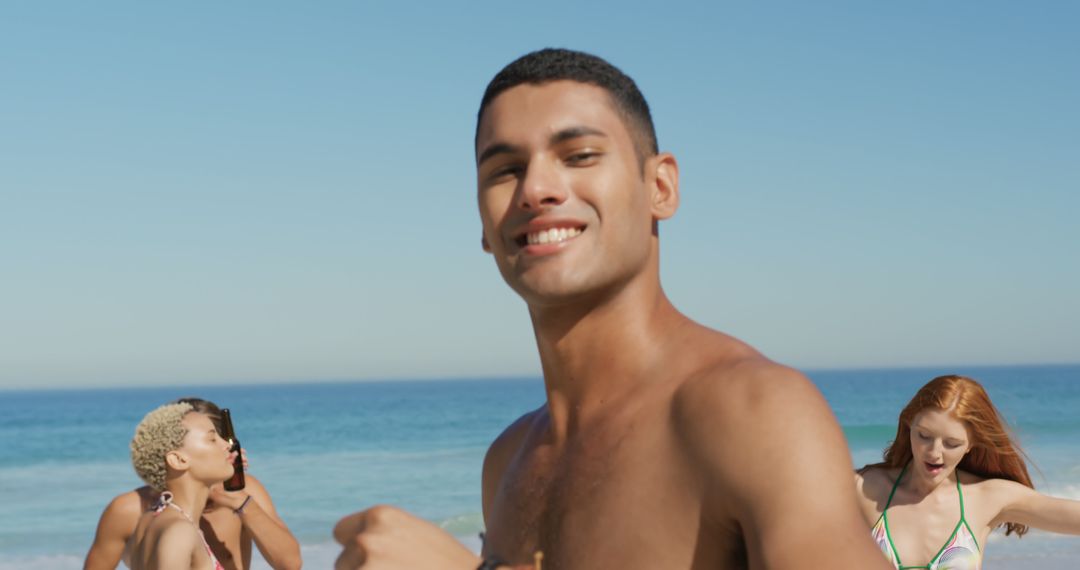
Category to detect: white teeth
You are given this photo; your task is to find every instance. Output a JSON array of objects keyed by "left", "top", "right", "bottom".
[{"left": 526, "top": 226, "right": 582, "bottom": 246}]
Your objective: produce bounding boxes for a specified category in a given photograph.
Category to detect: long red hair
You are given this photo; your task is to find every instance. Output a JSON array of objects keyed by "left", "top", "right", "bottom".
[{"left": 877, "top": 374, "right": 1035, "bottom": 537}]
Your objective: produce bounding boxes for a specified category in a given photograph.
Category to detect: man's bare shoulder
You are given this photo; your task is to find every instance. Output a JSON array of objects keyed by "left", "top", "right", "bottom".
[
  {"left": 103, "top": 487, "right": 151, "bottom": 522},
  {"left": 669, "top": 350, "right": 845, "bottom": 487},
  {"left": 483, "top": 406, "right": 543, "bottom": 476},
  {"left": 87, "top": 488, "right": 154, "bottom": 570},
  {"left": 481, "top": 405, "right": 544, "bottom": 516},
  {"left": 671, "top": 350, "right": 826, "bottom": 435},
  {"left": 666, "top": 321, "right": 812, "bottom": 405},
  {"left": 666, "top": 345, "right": 889, "bottom": 567}
]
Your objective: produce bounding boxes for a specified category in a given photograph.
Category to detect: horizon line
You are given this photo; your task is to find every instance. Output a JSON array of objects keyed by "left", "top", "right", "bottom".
[{"left": 2, "top": 361, "right": 1078, "bottom": 394}]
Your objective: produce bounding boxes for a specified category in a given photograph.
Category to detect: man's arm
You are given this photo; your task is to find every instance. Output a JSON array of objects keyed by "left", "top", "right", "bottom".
[
  {"left": 481, "top": 410, "right": 535, "bottom": 529},
  {"left": 332, "top": 505, "right": 481, "bottom": 570},
  {"left": 209, "top": 475, "right": 302, "bottom": 570},
  {"left": 84, "top": 492, "right": 141, "bottom": 570},
  {"left": 330, "top": 412, "right": 537, "bottom": 570},
  {"left": 676, "top": 361, "right": 893, "bottom": 569}
]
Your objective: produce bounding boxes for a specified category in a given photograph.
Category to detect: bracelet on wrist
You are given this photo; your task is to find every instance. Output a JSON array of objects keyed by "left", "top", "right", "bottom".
[{"left": 233, "top": 495, "right": 252, "bottom": 515}]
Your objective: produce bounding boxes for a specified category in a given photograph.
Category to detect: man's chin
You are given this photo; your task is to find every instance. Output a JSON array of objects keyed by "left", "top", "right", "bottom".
[{"left": 511, "top": 279, "right": 597, "bottom": 308}]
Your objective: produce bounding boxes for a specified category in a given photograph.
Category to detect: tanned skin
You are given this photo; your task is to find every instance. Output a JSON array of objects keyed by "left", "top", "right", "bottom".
[
  {"left": 334, "top": 80, "right": 891, "bottom": 569},
  {"left": 126, "top": 412, "right": 239, "bottom": 570},
  {"left": 84, "top": 475, "right": 300, "bottom": 570}
]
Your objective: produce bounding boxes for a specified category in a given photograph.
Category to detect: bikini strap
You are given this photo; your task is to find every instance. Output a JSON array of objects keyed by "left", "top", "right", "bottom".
[
  {"left": 956, "top": 474, "right": 966, "bottom": 518},
  {"left": 883, "top": 462, "right": 908, "bottom": 509},
  {"left": 152, "top": 491, "right": 175, "bottom": 514}
]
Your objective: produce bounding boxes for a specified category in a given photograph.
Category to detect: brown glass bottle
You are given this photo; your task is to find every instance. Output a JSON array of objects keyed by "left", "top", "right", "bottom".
[{"left": 219, "top": 408, "right": 246, "bottom": 491}]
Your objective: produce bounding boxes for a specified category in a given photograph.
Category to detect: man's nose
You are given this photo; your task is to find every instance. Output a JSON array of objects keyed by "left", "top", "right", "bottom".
[{"left": 516, "top": 159, "right": 568, "bottom": 210}]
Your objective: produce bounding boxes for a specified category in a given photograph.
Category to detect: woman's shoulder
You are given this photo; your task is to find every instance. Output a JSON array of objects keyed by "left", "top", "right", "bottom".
[
  {"left": 130, "top": 514, "right": 200, "bottom": 568},
  {"left": 955, "top": 470, "right": 1037, "bottom": 522},
  {"left": 957, "top": 470, "right": 1030, "bottom": 494},
  {"left": 957, "top": 469, "right": 1010, "bottom": 486},
  {"left": 131, "top": 504, "right": 198, "bottom": 554},
  {"left": 147, "top": 510, "right": 200, "bottom": 541}
]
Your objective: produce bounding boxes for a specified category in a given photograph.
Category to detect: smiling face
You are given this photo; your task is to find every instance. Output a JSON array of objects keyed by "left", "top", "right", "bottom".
[
  {"left": 475, "top": 80, "right": 675, "bottom": 307},
  {"left": 175, "top": 411, "right": 236, "bottom": 485},
  {"left": 908, "top": 408, "right": 972, "bottom": 483}
]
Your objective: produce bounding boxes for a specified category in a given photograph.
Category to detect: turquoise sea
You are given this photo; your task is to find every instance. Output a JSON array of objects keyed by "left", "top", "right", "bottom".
[{"left": 1, "top": 365, "right": 1078, "bottom": 569}]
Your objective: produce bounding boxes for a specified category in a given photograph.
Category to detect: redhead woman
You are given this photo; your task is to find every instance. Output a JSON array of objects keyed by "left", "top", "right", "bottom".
[
  {"left": 855, "top": 375, "right": 1080, "bottom": 569},
  {"left": 126, "top": 402, "right": 239, "bottom": 570}
]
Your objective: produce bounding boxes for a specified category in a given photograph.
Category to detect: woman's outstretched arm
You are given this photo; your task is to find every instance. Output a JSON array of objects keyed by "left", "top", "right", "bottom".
[{"left": 992, "top": 479, "right": 1080, "bottom": 534}]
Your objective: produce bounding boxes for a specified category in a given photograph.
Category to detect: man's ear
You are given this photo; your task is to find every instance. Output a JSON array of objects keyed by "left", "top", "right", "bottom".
[
  {"left": 481, "top": 233, "right": 492, "bottom": 253},
  {"left": 649, "top": 152, "right": 679, "bottom": 220},
  {"left": 165, "top": 450, "right": 189, "bottom": 473}
]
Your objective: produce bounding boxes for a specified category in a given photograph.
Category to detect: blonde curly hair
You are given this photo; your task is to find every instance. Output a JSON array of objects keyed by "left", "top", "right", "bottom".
[{"left": 130, "top": 402, "right": 194, "bottom": 491}]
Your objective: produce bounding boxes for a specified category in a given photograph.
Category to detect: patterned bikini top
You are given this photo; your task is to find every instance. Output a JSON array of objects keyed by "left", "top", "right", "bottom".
[
  {"left": 152, "top": 492, "right": 226, "bottom": 570},
  {"left": 870, "top": 464, "right": 981, "bottom": 570}
]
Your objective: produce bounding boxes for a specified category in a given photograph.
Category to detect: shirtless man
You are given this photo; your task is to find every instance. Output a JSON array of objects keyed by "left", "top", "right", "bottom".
[
  {"left": 85, "top": 398, "right": 301, "bottom": 570},
  {"left": 334, "top": 48, "right": 891, "bottom": 569}
]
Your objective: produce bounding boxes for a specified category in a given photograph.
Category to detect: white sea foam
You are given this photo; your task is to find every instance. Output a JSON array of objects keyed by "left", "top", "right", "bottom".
[
  {"left": 1045, "top": 483, "right": 1080, "bottom": 501},
  {"left": 0, "top": 553, "right": 83, "bottom": 570},
  {"left": 250, "top": 542, "right": 339, "bottom": 570},
  {"left": 249, "top": 536, "right": 481, "bottom": 570},
  {"left": 0, "top": 547, "right": 340, "bottom": 570},
  {"left": 437, "top": 511, "right": 485, "bottom": 537}
]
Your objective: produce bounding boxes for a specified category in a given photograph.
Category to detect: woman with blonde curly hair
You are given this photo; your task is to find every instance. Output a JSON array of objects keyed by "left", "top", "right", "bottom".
[
  {"left": 85, "top": 398, "right": 300, "bottom": 570},
  {"left": 855, "top": 375, "right": 1080, "bottom": 569},
  {"left": 127, "top": 401, "right": 238, "bottom": 570}
]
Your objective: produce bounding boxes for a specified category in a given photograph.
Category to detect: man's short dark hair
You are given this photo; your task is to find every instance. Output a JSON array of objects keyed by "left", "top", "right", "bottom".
[
  {"left": 174, "top": 397, "right": 223, "bottom": 433},
  {"left": 476, "top": 48, "right": 659, "bottom": 165}
]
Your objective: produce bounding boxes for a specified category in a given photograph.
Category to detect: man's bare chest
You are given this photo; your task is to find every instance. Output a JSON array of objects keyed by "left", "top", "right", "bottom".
[{"left": 484, "top": 427, "right": 733, "bottom": 569}]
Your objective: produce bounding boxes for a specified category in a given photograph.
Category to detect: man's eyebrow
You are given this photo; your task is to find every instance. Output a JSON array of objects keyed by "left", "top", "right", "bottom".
[
  {"left": 477, "top": 126, "right": 609, "bottom": 167},
  {"left": 550, "top": 125, "right": 607, "bottom": 145},
  {"left": 476, "top": 143, "right": 520, "bottom": 167}
]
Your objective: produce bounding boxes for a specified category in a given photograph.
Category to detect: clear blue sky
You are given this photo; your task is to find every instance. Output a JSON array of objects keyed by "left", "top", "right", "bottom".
[{"left": 2, "top": 2, "right": 1077, "bottom": 389}]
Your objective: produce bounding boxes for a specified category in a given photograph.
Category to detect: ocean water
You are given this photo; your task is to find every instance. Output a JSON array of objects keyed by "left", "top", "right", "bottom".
[{"left": 1, "top": 365, "right": 1078, "bottom": 568}]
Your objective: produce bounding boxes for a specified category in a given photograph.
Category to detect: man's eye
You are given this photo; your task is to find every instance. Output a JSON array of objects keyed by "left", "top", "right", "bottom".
[
  {"left": 565, "top": 152, "right": 598, "bottom": 165},
  {"left": 489, "top": 165, "right": 522, "bottom": 180}
]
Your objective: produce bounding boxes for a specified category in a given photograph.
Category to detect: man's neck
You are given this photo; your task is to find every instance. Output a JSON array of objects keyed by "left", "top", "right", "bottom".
[{"left": 529, "top": 275, "right": 688, "bottom": 435}]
